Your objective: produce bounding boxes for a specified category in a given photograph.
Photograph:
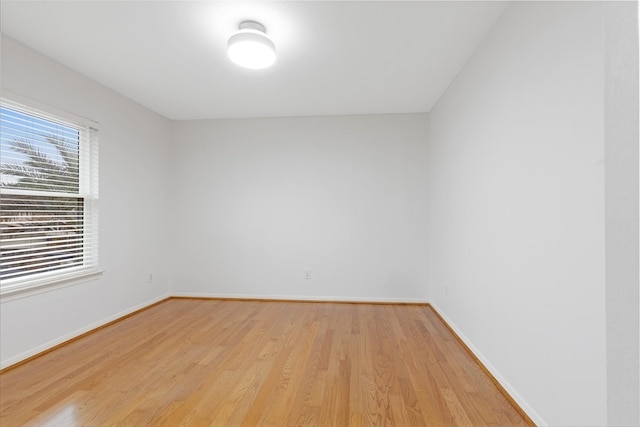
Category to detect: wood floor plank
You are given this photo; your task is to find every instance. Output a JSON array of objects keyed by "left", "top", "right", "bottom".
[{"left": 0, "top": 299, "right": 533, "bottom": 426}]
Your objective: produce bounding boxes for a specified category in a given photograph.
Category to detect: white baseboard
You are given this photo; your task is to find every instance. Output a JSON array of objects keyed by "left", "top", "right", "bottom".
[
  {"left": 171, "top": 292, "right": 429, "bottom": 304},
  {"left": 0, "top": 293, "right": 170, "bottom": 370},
  {"left": 430, "top": 302, "right": 547, "bottom": 427}
]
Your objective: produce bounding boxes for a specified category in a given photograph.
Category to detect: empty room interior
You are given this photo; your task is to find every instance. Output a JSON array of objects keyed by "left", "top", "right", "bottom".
[{"left": 0, "top": 1, "right": 638, "bottom": 426}]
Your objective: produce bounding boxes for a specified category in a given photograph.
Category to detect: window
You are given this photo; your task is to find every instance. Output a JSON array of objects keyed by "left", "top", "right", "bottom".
[{"left": 0, "top": 97, "right": 99, "bottom": 296}]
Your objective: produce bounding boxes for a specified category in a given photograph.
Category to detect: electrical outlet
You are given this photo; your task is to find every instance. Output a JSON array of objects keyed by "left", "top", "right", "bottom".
[
  {"left": 148, "top": 273, "right": 153, "bottom": 283},
  {"left": 444, "top": 285, "right": 449, "bottom": 296},
  {"left": 304, "top": 269, "right": 311, "bottom": 280}
]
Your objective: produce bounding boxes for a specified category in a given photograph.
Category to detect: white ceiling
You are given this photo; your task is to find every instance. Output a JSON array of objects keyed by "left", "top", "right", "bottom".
[{"left": 1, "top": 1, "right": 508, "bottom": 120}]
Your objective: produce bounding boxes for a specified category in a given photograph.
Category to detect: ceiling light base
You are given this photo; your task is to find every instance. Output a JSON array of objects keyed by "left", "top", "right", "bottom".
[{"left": 239, "top": 21, "right": 266, "bottom": 33}]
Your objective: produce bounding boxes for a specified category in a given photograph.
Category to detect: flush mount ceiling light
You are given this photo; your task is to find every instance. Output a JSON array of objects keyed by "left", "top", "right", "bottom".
[{"left": 227, "top": 21, "right": 276, "bottom": 69}]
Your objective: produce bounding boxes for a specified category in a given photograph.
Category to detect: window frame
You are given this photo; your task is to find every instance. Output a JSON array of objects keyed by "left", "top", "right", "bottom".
[{"left": 0, "top": 91, "right": 102, "bottom": 300}]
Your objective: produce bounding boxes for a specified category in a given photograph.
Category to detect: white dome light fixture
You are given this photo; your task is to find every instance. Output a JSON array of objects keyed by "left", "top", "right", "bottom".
[{"left": 227, "top": 21, "right": 276, "bottom": 69}]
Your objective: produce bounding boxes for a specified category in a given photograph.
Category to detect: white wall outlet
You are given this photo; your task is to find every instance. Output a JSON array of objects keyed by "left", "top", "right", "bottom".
[
  {"left": 445, "top": 285, "right": 449, "bottom": 296},
  {"left": 148, "top": 273, "right": 153, "bottom": 283},
  {"left": 304, "top": 269, "right": 311, "bottom": 280}
]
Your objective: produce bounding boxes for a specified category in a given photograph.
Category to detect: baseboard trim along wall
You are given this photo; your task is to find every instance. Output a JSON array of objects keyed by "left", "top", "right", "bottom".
[
  {"left": 170, "top": 292, "right": 430, "bottom": 305},
  {"left": 429, "top": 302, "right": 545, "bottom": 427},
  {"left": 0, "top": 294, "right": 170, "bottom": 372}
]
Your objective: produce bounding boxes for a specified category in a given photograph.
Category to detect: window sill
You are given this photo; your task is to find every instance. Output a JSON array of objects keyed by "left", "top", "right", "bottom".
[{"left": 0, "top": 269, "right": 104, "bottom": 303}]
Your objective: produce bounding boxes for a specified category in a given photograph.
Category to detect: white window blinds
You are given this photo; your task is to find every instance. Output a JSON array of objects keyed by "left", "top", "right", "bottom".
[{"left": 0, "top": 98, "right": 99, "bottom": 295}]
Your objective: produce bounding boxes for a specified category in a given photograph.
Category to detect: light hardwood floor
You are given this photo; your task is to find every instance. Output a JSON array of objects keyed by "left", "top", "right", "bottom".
[{"left": 0, "top": 299, "right": 532, "bottom": 426}]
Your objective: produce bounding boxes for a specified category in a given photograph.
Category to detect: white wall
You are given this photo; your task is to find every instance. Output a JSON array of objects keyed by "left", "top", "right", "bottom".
[
  {"left": 170, "top": 114, "right": 429, "bottom": 302},
  {"left": 0, "top": 36, "right": 172, "bottom": 368},
  {"left": 428, "top": 3, "right": 607, "bottom": 425},
  {"left": 604, "top": 2, "right": 639, "bottom": 425}
]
